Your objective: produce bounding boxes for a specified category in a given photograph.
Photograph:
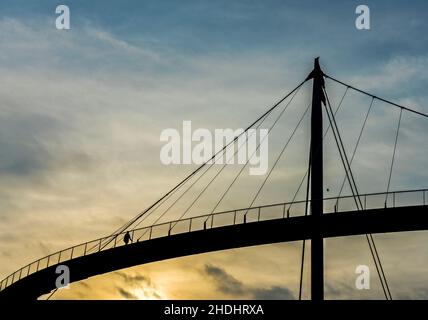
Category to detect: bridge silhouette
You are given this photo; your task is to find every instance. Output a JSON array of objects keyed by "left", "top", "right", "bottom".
[{"left": 1, "top": 58, "right": 427, "bottom": 300}]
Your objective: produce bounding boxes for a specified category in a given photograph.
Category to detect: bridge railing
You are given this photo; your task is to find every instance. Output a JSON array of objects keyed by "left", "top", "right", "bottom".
[{"left": 1, "top": 188, "right": 427, "bottom": 293}]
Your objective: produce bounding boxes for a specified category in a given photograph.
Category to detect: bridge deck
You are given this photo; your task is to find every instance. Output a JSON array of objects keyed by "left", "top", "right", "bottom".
[{"left": 1, "top": 204, "right": 427, "bottom": 300}]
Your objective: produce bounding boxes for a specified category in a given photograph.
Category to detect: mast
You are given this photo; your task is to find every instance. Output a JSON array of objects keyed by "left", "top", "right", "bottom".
[{"left": 308, "top": 57, "right": 325, "bottom": 300}]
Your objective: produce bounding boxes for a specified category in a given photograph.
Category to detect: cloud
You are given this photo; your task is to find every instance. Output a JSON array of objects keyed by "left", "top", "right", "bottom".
[
  {"left": 87, "top": 28, "right": 160, "bottom": 62},
  {"left": 0, "top": 15, "right": 310, "bottom": 278},
  {"left": 117, "top": 287, "right": 138, "bottom": 300},
  {"left": 203, "top": 264, "right": 295, "bottom": 300},
  {"left": 203, "top": 264, "right": 245, "bottom": 296},
  {"left": 113, "top": 271, "right": 163, "bottom": 300},
  {"left": 349, "top": 55, "right": 428, "bottom": 100},
  {"left": 77, "top": 282, "right": 91, "bottom": 289},
  {"left": 325, "top": 282, "right": 355, "bottom": 299},
  {"left": 252, "top": 286, "right": 295, "bottom": 300},
  {"left": 114, "top": 271, "right": 152, "bottom": 286},
  {"left": 396, "top": 287, "right": 428, "bottom": 300}
]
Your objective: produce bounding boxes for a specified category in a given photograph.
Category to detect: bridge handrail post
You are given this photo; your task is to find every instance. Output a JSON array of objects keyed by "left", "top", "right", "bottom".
[
  {"left": 211, "top": 214, "right": 214, "bottom": 228},
  {"left": 58, "top": 251, "right": 62, "bottom": 264},
  {"left": 393, "top": 192, "right": 396, "bottom": 207},
  {"left": 424, "top": 190, "right": 426, "bottom": 206},
  {"left": 364, "top": 195, "right": 367, "bottom": 210},
  {"left": 47, "top": 255, "right": 50, "bottom": 267},
  {"left": 149, "top": 226, "right": 153, "bottom": 240},
  {"left": 233, "top": 211, "right": 237, "bottom": 225},
  {"left": 258, "top": 207, "right": 261, "bottom": 221},
  {"left": 70, "top": 246, "right": 74, "bottom": 259},
  {"left": 114, "top": 235, "right": 117, "bottom": 248},
  {"left": 189, "top": 218, "right": 192, "bottom": 232},
  {"left": 18, "top": 268, "right": 23, "bottom": 280},
  {"left": 36, "top": 259, "right": 40, "bottom": 272},
  {"left": 83, "top": 242, "right": 88, "bottom": 256},
  {"left": 384, "top": 191, "right": 389, "bottom": 208},
  {"left": 282, "top": 204, "right": 286, "bottom": 218},
  {"left": 98, "top": 239, "right": 102, "bottom": 252},
  {"left": 168, "top": 222, "right": 172, "bottom": 236}
]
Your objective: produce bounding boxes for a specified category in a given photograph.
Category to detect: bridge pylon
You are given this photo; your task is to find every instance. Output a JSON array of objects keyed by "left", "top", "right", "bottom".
[{"left": 306, "top": 57, "right": 326, "bottom": 300}]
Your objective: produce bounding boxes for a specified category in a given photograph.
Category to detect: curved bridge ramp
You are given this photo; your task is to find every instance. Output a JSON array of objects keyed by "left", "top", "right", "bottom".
[{"left": 0, "top": 201, "right": 427, "bottom": 300}]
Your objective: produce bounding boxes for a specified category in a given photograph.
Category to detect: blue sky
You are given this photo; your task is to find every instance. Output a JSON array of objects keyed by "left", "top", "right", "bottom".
[
  {"left": 0, "top": 1, "right": 427, "bottom": 299},
  {"left": 2, "top": 0, "right": 428, "bottom": 72}
]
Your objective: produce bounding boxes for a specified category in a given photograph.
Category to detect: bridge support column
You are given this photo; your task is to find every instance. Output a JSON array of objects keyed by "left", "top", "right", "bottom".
[{"left": 309, "top": 58, "right": 325, "bottom": 300}]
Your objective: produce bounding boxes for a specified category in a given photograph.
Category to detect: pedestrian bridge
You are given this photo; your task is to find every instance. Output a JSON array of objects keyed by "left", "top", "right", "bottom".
[{"left": 0, "top": 189, "right": 427, "bottom": 300}]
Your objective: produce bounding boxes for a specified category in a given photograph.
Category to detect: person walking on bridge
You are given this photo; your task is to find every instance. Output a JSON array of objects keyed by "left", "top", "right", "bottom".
[{"left": 123, "top": 231, "right": 133, "bottom": 245}]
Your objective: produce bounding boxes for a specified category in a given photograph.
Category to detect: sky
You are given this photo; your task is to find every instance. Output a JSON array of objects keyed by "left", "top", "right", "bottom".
[{"left": 0, "top": 0, "right": 427, "bottom": 300}]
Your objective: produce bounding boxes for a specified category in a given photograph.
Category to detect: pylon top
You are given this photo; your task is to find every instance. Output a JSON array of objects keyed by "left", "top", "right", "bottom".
[{"left": 305, "top": 57, "right": 325, "bottom": 81}]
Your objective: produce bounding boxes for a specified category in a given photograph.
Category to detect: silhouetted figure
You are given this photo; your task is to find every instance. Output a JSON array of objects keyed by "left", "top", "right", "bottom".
[{"left": 124, "top": 231, "right": 132, "bottom": 245}]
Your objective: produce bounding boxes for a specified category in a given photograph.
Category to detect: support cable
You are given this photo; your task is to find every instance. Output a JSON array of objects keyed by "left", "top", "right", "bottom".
[
  {"left": 206, "top": 86, "right": 303, "bottom": 221},
  {"left": 288, "top": 87, "right": 348, "bottom": 214},
  {"left": 335, "top": 97, "right": 374, "bottom": 208},
  {"left": 148, "top": 83, "right": 303, "bottom": 235},
  {"left": 244, "top": 103, "right": 310, "bottom": 218},
  {"left": 46, "top": 288, "right": 58, "bottom": 300},
  {"left": 385, "top": 108, "right": 403, "bottom": 207},
  {"left": 98, "top": 79, "right": 308, "bottom": 246},
  {"left": 325, "top": 74, "right": 428, "bottom": 119},
  {"left": 324, "top": 87, "right": 392, "bottom": 300},
  {"left": 165, "top": 108, "right": 271, "bottom": 233}
]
